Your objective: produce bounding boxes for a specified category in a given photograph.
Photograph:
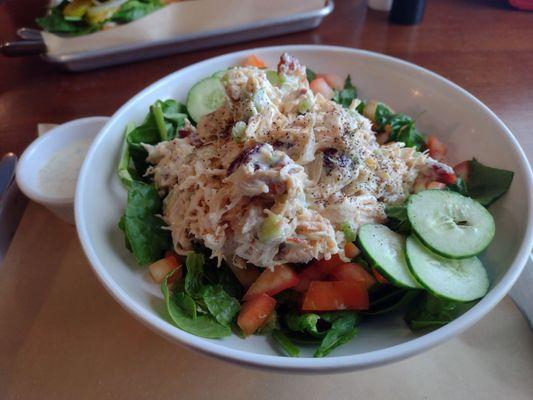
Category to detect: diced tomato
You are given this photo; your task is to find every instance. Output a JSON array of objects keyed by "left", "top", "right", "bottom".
[
  {"left": 454, "top": 161, "right": 470, "bottom": 181},
  {"left": 228, "top": 264, "right": 261, "bottom": 290},
  {"left": 330, "top": 263, "right": 376, "bottom": 289},
  {"left": 372, "top": 268, "right": 389, "bottom": 284},
  {"left": 309, "top": 78, "right": 334, "bottom": 99},
  {"left": 427, "top": 135, "right": 447, "bottom": 161},
  {"left": 294, "top": 254, "right": 344, "bottom": 292},
  {"left": 237, "top": 293, "right": 277, "bottom": 336},
  {"left": 302, "top": 281, "right": 369, "bottom": 311},
  {"left": 243, "top": 264, "right": 299, "bottom": 300},
  {"left": 148, "top": 253, "right": 182, "bottom": 284},
  {"left": 344, "top": 242, "right": 360, "bottom": 259},
  {"left": 436, "top": 170, "right": 457, "bottom": 185},
  {"left": 241, "top": 54, "right": 266, "bottom": 68},
  {"left": 426, "top": 181, "right": 446, "bottom": 190},
  {"left": 322, "top": 74, "right": 344, "bottom": 91}
]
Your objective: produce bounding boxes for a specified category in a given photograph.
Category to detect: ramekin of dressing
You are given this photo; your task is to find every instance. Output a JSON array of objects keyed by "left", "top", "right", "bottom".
[{"left": 16, "top": 117, "right": 109, "bottom": 224}]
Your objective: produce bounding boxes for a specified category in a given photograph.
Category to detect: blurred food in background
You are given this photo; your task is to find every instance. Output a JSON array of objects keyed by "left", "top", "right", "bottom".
[{"left": 36, "top": 0, "right": 187, "bottom": 35}]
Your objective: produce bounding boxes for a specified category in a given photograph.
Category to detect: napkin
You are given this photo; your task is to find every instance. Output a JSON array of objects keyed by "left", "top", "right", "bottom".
[{"left": 42, "top": 0, "right": 325, "bottom": 56}]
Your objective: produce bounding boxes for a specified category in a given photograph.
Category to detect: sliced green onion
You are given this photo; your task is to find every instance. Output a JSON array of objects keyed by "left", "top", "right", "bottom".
[
  {"left": 298, "top": 98, "right": 312, "bottom": 114},
  {"left": 231, "top": 121, "right": 247, "bottom": 143},
  {"left": 257, "top": 214, "right": 283, "bottom": 243},
  {"left": 151, "top": 102, "right": 168, "bottom": 141}
]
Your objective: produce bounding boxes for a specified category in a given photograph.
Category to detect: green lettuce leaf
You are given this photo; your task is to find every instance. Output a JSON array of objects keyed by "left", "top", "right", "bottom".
[
  {"left": 272, "top": 330, "right": 300, "bottom": 357},
  {"left": 161, "top": 274, "right": 230, "bottom": 338},
  {"left": 184, "top": 253, "right": 205, "bottom": 298},
  {"left": 200, "top": 284, "right": 240, "bottom": 326},
  {"left": 404, "top": 292, "right": 476, "bottom": 332},
  {"left": 111, "top": 0, "right": 163, "bottom": 23},
  {"left": 466, "top": 159, "right": 514, "bottom": 206},
  {"left": 314, "top": 312, "right": 359, "bottom": 357},
  {"left": 122, "top": 181, "right": 171, "bottom": 265},
  {"left": 332, "top": 75, "right": 358, "bottom": 108}
]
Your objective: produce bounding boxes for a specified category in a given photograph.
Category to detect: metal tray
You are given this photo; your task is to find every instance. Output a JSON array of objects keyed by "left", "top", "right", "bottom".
[{"left": 1, "top": 1, "right": 334, "bottom": 71}]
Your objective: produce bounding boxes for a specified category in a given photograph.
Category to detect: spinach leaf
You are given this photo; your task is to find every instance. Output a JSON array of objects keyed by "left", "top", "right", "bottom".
[
  {"left": 285, "top": 312, "right": 322, "bottom": 337},
  {"left": 395, "top": 121, "right": 425, "bottom": 151},
  {"left": 117, "top": 123, "right": 136, "bottom": 187},
  {"left": 467, "top": 159, "right": 514, "bottom": 206},
  {"left": 36, "top": 1, "right": 95, "bottom": 35},
  {"left": 126, "top": 99, "right": 188, "bottom": 176},
  {"left": 374, "top": 103, "right": 394, "bottom": 131},
  {"left": 306, "top": 68, "right": 317, "bottom": 83},
  {"left": 161, "top": 275, "right": 230, "bottom": 338},
  {"left": 174, "top": 291, "right": 197, "bottom": 319},
  {"left": 446, "top": 177, "right": 468, "bottom": 196},
  {"left": 111, "top": 0, "right": 163, "bottom": 23},
  {"left": 404, "top": 292, "right": 475, "bottom": 332},
  {"left": 332, "top": 75, "right": 357, "bottom": 108},
  {"left": 385, "top": 203, "right": 411, "bottom": 233},
  {"left": 366, "top": 286, "right": 417, "bottom": 315},
  {"left": 389, "top": 114, "right": 412, "bottom": 141},
  {"left": 272, "top": 330, "right": 300, "bottom": 357},
  {"left": 184, "top": 253, "right": 205, "bottom": 298},
  {"left": 314, "top": 312, "right": 359, "bottom": 357},
  {"left": 122, "top": 181, "right": 171, "bottom": 265},
  {"left": 118, "top": 215, "right": 132, "bottom": 251},
  {"left": 200, "top": 284, "right": 240, "bottom": 326}
]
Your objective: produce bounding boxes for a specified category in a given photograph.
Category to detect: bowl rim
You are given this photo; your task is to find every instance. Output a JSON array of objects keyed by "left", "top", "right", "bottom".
[
  {"left": 75, "top": 45, "right": 533, "bottom": 373},
  {"left": 16, "top": 116, "right": 110, "bottom": 205}
]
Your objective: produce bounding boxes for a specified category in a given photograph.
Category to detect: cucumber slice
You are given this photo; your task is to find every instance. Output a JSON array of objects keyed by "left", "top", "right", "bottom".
[
  {"left": 358, "top": 224, "right": 420, "bottom": 289},
  {"left": 211, "top": 70, "right": 227, "bottom": 79},
  {"left": 406, "top": 236, "right": 489, "bottom": 302},
  {"left": 407, "top": 190, "right": 495, "bottom": 259},
  {"left": 186, "top": 77, "right": 226, "bottom": 123}
]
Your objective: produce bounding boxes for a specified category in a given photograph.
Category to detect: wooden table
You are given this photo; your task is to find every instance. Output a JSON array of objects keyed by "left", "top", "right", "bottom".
[{"left": 1, "top": 0, "right": 533, "bottom": 160}]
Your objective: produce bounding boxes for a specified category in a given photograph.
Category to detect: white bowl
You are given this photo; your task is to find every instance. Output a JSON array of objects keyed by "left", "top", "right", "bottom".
[
  {"left": 75, "top": 46, "right": 533, "bottom": 372},
  {"left": 16, "top": 117, "right": 109, "bottom": 224}
]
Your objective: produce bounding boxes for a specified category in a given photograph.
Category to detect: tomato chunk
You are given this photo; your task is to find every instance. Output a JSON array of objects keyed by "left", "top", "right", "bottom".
[
  {"left": 330, "top": 263, "right": 376, "bottom": 289},
  {"left": 148, "top": 253, "right": 182, "bottom": 284},
  {"left": 237, "top": 293, "right": 277, "bottom": 336},
  {"left": 426, "top": 181, "right": 446, "bottom": 190},
  {"left": 427, "top": 135, "right": 447, "bottom": 161},
  {"left": 243, "top": 264, "right": 299, "bottom": 300},
  {"left": 454, "top": 161, "right": 470, "bottom": 181},
  {"left": 310, "top": 78, "right": 334, "bottom": 99},
  {"left": 241, "top": 54, "right": 266, "bottom": 68},
  {"left": 302, "top": 281, "right": 369, "bottom": 311},
  {"left": 294, "top": 254, "right": 344, "bottom": 292}
]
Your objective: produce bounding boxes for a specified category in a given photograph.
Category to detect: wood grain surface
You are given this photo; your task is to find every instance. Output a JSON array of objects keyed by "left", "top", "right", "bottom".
[{"left": 1, "top": 0, "right": 532, "bottom": 160}]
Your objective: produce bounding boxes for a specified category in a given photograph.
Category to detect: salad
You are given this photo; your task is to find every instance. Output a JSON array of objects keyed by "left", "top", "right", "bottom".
[
  {"left": 117, "top": 53, "right": 514, "bottom": 357},
  {"left": 36, "top": 0, "right": 181, "bottom": 35}
]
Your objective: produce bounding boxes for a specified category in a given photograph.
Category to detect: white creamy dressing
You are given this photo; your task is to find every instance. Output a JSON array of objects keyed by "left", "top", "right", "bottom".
[{"left": 38, "top": 137, "right": 93, "bottom": 198}]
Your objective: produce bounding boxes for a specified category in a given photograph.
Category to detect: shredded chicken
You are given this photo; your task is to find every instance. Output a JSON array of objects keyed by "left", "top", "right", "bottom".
[{"left": 145, "top": 53, "right": 442, "bottom": 268}]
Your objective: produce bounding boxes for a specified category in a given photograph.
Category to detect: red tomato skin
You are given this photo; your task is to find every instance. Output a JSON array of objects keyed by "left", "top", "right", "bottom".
[
  {"left": 302, "top": 281, "right": 369, "bottom": 311},
  {"left": 243, "top": 264, "right": 299, "bottom": 300},
  {"left": 330, "top": 263, "right": 376, "bottom": 289},
  {"left": 294, "top": 254, "right": 344, "bottom": 292},
  {"left": 310, "top": 78, "right": 334, "bottom": 99},
  {"left": 237, "top": 294, "right": 277, "bottom": 336},
  {"left": 241, "top": 55, "right": 266, "bottom": 68}
]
